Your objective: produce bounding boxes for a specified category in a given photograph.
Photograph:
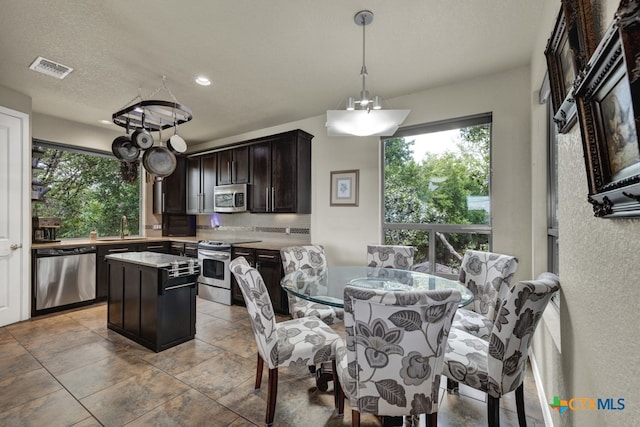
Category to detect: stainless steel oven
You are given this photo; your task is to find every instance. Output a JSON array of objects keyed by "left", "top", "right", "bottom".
[{"left": 197, "top": 240, "right": 232, "bottom": 305}]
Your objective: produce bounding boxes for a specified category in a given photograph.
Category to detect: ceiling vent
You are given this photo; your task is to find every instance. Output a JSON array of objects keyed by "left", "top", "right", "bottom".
[{"left": 29, "top": 56, "right": 73, "bottom": 79}]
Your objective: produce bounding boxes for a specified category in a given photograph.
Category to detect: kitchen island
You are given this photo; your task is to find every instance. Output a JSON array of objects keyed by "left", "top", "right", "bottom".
[{"left": 105, "top": 251, "right": 199, "bottom": 352}]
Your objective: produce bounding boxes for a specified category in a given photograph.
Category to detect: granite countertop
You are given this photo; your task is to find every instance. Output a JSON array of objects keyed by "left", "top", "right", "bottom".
[
  {"left": 105, "top": 251, "right": 195, "bottom": 268},
  {"left": 31, "top": 236, "right": 199, "bottom": 249},
  {"left": 232, "top": 240, "right": 308, "bottom": 251}
]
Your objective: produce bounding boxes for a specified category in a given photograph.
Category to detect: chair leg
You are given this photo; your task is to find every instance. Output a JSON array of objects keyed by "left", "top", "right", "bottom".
[
  {"left": 516, "top": 383, "right": 527, "bottom": 427},
  {"left": 446, "top": 377, "right": 459, "bottom": 393},
  {"left": 351, "top": 409, "right": 360, "bottom": 427},
  {"left": 255, "top": 353, "right": 264, "bottom": 390},
  {"left": 425, "top": 412, "right": 437, "bottom": 427},
  {"left": 332, "top": 359, "right": 344, "bottom": 415},
  {"left": 265, "top": 367, "right": 278, "bottom": 427},
  {"left": 487, "top": 395, "right": 500, "bottom": 427}
]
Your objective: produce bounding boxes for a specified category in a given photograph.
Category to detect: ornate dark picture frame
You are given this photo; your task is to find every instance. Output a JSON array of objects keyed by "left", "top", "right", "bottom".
[
  {"left": 545, "top": 0, "right": 596, "bottom": 133},
  {"left": 574, "top": 0, "right": 640, "bottom": 218}
]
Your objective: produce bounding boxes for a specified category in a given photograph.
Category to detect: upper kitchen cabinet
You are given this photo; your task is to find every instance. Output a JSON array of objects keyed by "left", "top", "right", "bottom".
[
  {"left": 217, "top": 146, "right": 249, "bottom": 185},
  {"left": 249, "top": 129, "right": 312, "bottom": 213},
  {"left": 162, "top": 155, "right": 188, "bottom": 214},
  {"left": 186, "top": 153, "right": 216, "bottom": 214}
]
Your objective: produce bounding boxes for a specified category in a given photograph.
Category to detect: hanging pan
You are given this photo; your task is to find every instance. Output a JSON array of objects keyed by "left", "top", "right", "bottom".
[
  {"left": 131, "top": 112, "right": 154, "bottom": 149},
  {"left": 167, "top": 127, "right": 187, "bottom": 154},
  {"left": 167, "top": 112, "right": 187, "bottom": 154},
  {"left": 111, "top": 121, "right": 139, "bottom": 162},
  {"left": 142, "top": 127, "right": 176, "bottom": 177}
]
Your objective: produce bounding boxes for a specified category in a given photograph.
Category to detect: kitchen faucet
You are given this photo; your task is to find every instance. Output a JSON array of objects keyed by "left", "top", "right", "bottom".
[{"left": 120, "top": 215, "right": 129, "bottom": 239}]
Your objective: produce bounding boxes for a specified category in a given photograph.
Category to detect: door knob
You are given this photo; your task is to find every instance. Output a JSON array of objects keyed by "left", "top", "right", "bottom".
[{"left": 10, "top": 243, "right": 22, "bottom": 250}]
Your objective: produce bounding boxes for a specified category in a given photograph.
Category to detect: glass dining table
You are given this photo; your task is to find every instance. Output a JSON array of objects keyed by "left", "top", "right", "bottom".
[
  {"left": 280, "top": 266, "right": 472, "bottom": 426},
  {"left": 280, "top": 265, "right": 473, "bottom": 308}
]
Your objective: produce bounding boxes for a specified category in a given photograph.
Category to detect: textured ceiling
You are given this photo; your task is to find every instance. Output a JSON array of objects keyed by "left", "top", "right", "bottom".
[{"left": 0, "top": 0, "right": 544, "bottom": 145}]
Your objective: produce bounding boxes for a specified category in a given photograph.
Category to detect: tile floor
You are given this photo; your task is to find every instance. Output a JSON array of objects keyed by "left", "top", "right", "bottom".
[{"left": 0, "top": 298, "right": 546, "bottom": 426}]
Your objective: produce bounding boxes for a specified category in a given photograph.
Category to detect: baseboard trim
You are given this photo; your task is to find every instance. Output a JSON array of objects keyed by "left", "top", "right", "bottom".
[{"left": 529, "top": 352, "right": 554, "bottom": 427}]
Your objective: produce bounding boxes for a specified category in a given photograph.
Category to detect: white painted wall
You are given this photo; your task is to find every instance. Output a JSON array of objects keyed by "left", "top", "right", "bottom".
[{"left": 192, "top": 66, "right": 533, "bottom": 278}]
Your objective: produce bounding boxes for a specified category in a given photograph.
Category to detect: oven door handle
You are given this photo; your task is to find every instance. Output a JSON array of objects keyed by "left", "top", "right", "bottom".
[{"left": 198, "top": 250, "right": 230, "bottom": 261}]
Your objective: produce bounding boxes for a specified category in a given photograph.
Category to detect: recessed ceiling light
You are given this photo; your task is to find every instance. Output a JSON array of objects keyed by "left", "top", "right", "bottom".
[{"left": 195, "top": 76, "right": 211, "bottom": 86}]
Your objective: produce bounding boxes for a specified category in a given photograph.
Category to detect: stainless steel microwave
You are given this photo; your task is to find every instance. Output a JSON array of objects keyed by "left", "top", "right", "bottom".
[{"left": 213, "top": 184, "right": 247, "bottom": 213}]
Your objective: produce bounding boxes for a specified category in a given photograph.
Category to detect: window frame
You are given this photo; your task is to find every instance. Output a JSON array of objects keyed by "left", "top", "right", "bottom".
[
  {"left": 32, "top": 138, "right": 143, "bottom": 238},
  {"left": 380, "top": 113, "right": 493, "bottom": 279}
]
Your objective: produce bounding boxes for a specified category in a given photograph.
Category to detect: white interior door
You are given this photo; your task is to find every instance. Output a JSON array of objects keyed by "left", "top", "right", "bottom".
[{"left": 0, "top": 106, "right": 30, "bottom": 326}]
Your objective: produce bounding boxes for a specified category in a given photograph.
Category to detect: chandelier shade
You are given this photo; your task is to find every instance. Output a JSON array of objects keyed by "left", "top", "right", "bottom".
[
  {"left": 326, "top": 10, "right": 410, "bottom": 137},
  {"left": 326, "top": 109, "right": 410, "bottom": 137}
]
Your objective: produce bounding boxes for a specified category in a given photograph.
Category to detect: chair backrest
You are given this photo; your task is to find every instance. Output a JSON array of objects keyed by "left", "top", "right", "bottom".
[
  {"left": 280, "top": 244, "right": 327, "bottom": 274},
  {"left": 458, "top": 250, "right": 518, "bottom": 320},
  {"left": 342, "top": 285, "right": 461, "bottom": 417},
  {"left": 229, "top": 257, "right": 278, "bottom": 368},
  {"left": 367, "top": 244, "right": 415, "bottom": 270},
  {"left": 487, "top": 273, "right": 560, "bottom": 396}
]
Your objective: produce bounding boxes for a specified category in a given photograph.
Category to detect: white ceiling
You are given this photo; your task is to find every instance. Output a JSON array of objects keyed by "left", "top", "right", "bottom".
[{"left": 0, "top": 0, "right": 544, "bottom": 145}]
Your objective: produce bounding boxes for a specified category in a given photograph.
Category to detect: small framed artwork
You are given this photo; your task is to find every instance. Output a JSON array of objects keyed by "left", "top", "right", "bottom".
[
  {"left": 574, "top": 2, "right": 640, "bottom": 218},
  {"left": 330, "top": 169, "right": 359, "bottom": 206},
  {"left": 545, "top": 0, "right": 595, "bottom": 133}
]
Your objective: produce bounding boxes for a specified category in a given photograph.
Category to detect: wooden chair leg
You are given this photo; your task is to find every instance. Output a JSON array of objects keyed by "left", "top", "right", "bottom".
[
  {"left": 265, "top": 367, "right": 278, "bottom": 427},
  {"left": 516, "top": 383, "right": 527, "bottom": 427},
  {"left": 332, "top": 359, "right": 344, "bottom": 415},
  {"left": 351, "top": 409, "right": 360, "bottom": 427},
  {"left": 487, "top": 395, "right": 500, "bottom": 427},
  {"left": 446, "top": 377, "right": 459, "bottom": 393},
  {"left": 425, "top": 412, "right": 437, "bottom": 427},
  {"left": 255, "top": 353, "right": 264, "bottom": 390}
]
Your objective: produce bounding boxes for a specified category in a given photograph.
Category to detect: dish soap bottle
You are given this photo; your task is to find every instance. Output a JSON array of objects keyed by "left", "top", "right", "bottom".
[{"left": 90, "top": 230, "right": 97, "bottom": 241}]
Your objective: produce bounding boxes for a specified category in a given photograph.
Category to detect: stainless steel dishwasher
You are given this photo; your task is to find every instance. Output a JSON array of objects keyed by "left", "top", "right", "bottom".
[{"left": 33, "top": 246, "right": 97, "bottom": 314}]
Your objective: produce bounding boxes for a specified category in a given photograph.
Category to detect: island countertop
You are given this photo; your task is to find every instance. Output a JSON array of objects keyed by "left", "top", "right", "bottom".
[{"left": 105, "top": 251, "right": 195, "bottom": 268}]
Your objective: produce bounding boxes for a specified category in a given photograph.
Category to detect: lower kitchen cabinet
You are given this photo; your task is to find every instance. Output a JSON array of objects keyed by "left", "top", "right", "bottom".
[
  {"left": 107, "top": 258, "right": 197, "bottom": 352},
  {"left": 96, "top": 243, "right": 140, "bottom": 301},
  {"left": 231, "top": 247, "right": 288, "bottom": 314}
]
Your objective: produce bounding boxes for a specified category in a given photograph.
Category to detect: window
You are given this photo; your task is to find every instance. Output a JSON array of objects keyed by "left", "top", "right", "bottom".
[
  {"left": 547, "top": 98, "right": 560, "bottom": 307},
  {"left": 382, "top": 113, "right": 492, "bottom": 279},
  {"left": 32, "top": 140, "right": 141, "bottom": 239}
]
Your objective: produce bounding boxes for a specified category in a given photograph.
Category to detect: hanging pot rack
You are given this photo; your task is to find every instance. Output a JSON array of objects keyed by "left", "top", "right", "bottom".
[
  {"left": 112, "top": 100, "right": 192, "bottom": 131},
  {"left": 112, "top": 76, "right": 193, "bottom": 131}
]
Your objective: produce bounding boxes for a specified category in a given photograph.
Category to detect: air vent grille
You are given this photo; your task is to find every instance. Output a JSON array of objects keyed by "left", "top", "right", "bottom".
[{"left": 29, "top": 56, "right": 73, "bottom": 79}]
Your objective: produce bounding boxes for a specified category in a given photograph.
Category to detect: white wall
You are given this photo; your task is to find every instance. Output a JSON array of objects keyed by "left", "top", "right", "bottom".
[
  {"left": 530, "top": 1, "right": 640, "bottom": 426},
  {"left": 192, "top": 66, "right": 533, "bottom": 277}
]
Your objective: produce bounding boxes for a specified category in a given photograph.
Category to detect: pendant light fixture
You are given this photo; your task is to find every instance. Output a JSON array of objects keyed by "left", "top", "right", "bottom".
[{"left": 326, "top": 10, "right": 410, "bottom": 137}]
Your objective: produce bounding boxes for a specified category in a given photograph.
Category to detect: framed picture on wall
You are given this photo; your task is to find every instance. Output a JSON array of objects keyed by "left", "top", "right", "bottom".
[
  {"left": 574, "top": 1, "right": 640, "bottom": 218},
  {"left": 545, "top": 0, "right": 596, "bottom": 133},
  {"left": 330, "top": 170, "right": 359, "bottom": 206}
]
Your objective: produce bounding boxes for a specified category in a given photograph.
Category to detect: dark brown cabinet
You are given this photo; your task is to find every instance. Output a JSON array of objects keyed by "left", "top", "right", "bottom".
[
  {"left": 96, "top": 243, "right": 140, "bottom": 300},
  {"left": 217, "top": 146, "right": 249, "bottom": 185},
  {"left": 231, "top": 247, "right": 288, "bottom": 314},
  {"left": 139, "top": 241, "right": 169, "bottom": 253},
  {"left": 107, "top": 258, "right": 197, "bottom": 352},
  {"left": 249, "top": 129, "right": 312, "bottom": 213},
  {"left": 162, "top": 155, "right": 188, "bottom": 214},
  {"left": 186, "top": 153, "right": 217, "bottom": 214}
]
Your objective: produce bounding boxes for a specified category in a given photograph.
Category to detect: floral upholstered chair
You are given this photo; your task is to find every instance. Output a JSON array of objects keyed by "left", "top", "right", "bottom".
[
  {"left": 452, "top": 250, "right": 519, "bottom": 340},
  {"left": 333, "top": 285, "right": 461, "bottom": 427},
  {"left": 280, "top": 245, "right": 344, "bottom": 325},
  {"left": 366, "top": 244, "right": 415, "bottom": 270},
  {"left": 229, "top": 257, "right": 341, "bottom": 427},
  {"left": 442, "top": 273, "right": 560, "bottom": 427}
]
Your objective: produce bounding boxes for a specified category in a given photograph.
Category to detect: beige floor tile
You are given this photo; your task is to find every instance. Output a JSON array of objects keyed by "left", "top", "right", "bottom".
[
  {"left": 125, "top": 388, "right": 243, "bottom": 426},
  {"left": 80, "top": 367, "right": 191, "bottom": 427},
  {"left": 0, "top": 389, "right": 92, "bottom": 427},
  {"left": 0, "top": 368, "right": 62, "bottom": 413},
  {"left": 0, "top": 298, "right": 546, "bottom": 426}
]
